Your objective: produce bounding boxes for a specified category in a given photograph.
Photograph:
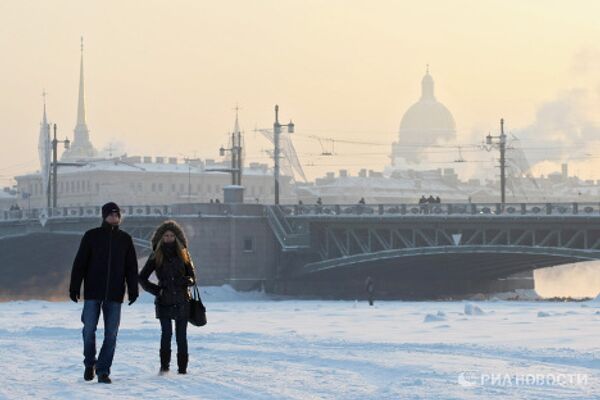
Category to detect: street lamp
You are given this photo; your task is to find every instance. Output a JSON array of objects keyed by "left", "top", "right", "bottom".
[
  {"left": 184, "top": 157, "right": 201, "bottom": 203},
  {"left": 483, "top": 118, "right": 508, "bottom": 204},
  {"left": 273, "top": 105, "right": 294, "bottom": 205}
]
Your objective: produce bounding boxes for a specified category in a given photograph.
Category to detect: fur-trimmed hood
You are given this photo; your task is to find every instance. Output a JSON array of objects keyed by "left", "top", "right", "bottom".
[{"left": 151, "top": 220, "right": 189, "bottom": 250}]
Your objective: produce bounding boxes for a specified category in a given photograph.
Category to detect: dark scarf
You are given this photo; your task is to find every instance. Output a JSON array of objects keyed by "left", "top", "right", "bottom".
[{"left": 161, "top": 242, "right": 178, "bottom": 259}]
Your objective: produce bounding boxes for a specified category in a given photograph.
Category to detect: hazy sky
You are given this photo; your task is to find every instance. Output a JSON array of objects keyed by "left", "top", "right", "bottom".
[{"left": 2, "top": 0, "right": 600, "bottom": 186}]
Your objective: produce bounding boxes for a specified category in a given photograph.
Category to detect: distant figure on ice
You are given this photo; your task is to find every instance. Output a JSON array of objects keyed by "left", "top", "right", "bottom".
[
  {"left": 365, "top": 276, "right": 375, "bottom": 306},
  {"left": 316, "top": 197, "right": 323, "bottom": 206},
  {"left": 69, "top": 202, "right": 139, "bottom": 384},
  {"left": 358, "top": 197, "right": 366, "bottom": 205},
  {"left": 139, "top": 220, "right": 196, "bottom": 375},
  {"left": 435, "top": 196, "right": 441, "bottom": 204}
]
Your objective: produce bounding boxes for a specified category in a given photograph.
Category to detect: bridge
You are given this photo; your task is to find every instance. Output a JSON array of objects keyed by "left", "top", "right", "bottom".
[
  {"left": 3, "top": 201, "right": 600, "bottom": 298},
  {"left": 266, "top": 202, "right": 600, "bottom": 297}
]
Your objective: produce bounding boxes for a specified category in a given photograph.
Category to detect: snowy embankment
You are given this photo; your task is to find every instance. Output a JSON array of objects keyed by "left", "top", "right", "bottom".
[{"left": 1, "top": 286, "right": 600, "bottom": 399}]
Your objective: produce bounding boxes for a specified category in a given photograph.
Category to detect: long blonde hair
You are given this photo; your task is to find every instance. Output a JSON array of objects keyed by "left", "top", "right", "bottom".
[{"left": 153, "top": 235, "right": 191, "bottom": 268}]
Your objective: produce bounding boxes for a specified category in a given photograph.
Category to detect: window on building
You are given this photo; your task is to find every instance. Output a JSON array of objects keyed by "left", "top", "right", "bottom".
[
  {"left": 152, "top": 183, "right": 156, "bottom": 192},
  {"left": 137, "top": 182, "right": 142, "bottom": 191},
  {"left": 171, "top": 183, "right": 176, "bottom": 192},
  {"left": 207, "top": 184, "right": 212, "bottom": 193},
  {"left": 243, "top": 237, "right": 254, "bottom": 252},
  {"left": 179, "top": 183, "right": 185, "bottom": 193},
  {"left": 158, "top": 183, "right": 163, "bottom": 192}
]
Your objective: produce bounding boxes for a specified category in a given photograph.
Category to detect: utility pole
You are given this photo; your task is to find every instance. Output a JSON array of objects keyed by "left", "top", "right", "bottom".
[
  {"left": 231, "top": 131, "right": 237, "bottom": 185},
  {"left": 52, "top": 124, "right": 58, "bottom": 208},
  {"left": 46, "top": 122, "right": 52, "bottom": 209},
  {"left": 485, "top": 118, "right": 508, "bottom": 204},
  {"left": 50, "top": 124, "right": 71, "bottom": 209},
  {"left": 499, "top": 119, "right": 507, "bottom": 205},
  {"left": 219, "top": 133, "right": 243, "bottom": 185},
  {"left": 273, "top": 105, "right": 294, "bottom": 204},
  {"left": 235, "top": 129, "right": 242, "bottom": 186}
]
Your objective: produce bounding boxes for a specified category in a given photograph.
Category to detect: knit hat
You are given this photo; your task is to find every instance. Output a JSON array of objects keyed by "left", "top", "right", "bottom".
[{"left": 102, "top": 202, "right": 121, "bottom": 220}]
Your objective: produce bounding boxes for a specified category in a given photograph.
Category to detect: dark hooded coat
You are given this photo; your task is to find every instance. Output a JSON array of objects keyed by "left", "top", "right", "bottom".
[{"left": 138, "top": 220, "right": 196, "bottom": 320}]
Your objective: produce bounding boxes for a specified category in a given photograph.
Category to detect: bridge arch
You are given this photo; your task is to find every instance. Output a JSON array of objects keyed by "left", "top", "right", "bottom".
[{"left": 296, "top": 245, "right": 600, "bottom": 280}]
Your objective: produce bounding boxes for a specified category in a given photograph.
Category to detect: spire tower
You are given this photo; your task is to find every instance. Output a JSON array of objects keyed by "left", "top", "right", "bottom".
[
  {"left": 74, "top": 36, "right": 89, "bottom": 140},
  {"left": 62, "top": 37, "right": 96, "bottom": 161}
]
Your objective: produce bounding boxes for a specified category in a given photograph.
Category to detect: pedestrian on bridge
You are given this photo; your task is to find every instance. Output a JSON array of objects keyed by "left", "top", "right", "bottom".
[
  {"left": 69, "top": 202, "right": 139, "bottom": 384},
  {"left": 139, "top": 220, "right": 196, "bottom": 376}
]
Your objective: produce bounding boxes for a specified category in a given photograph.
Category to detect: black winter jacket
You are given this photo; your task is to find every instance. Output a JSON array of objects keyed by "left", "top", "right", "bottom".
[
  {"left": 139, "top": 244, "right": 196, "bottom": 320},
  {"left": 69, "top": 222, "right": 139, "bottom": 303}
]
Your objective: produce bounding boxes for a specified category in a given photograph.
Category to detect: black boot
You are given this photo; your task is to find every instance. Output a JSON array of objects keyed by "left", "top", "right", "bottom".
[
  {"left": 84, "top": 366, "right": 95, "bottom": 381},
  {"left": 98, "top": 374, "right": 112, "bottom": 384},
  {"left": 160, "top": 349, "right": 171, "bottom": 374},
  {"left": 177, "top": 353, "right": 188, "bottom": 374}
]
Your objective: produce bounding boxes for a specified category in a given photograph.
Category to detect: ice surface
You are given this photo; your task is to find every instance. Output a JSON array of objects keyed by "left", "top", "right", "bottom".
[{"left": 1, "top": 289, "right": 599, "bottom": 399}]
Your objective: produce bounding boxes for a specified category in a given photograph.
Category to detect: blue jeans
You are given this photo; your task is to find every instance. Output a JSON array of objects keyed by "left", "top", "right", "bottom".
[{"left": 81, "top": 300, "right": 122, "bottom": 376}]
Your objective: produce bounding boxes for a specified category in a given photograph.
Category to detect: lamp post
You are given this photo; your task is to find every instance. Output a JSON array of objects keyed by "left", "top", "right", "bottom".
[
  {"left": 484, "top": 118, "right": 507, "bottom": 204},
  {"left": 273, "top": 105, "right": 294, "bottom": 205},
  {"left": 184, "top": 157, "right": 201, "bottom": 203},
  {"left": 50, "top": 124, "right": 71, "bottom": 209}
]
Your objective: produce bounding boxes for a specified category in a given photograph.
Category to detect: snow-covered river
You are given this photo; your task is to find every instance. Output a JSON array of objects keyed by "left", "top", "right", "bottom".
[{"left": 1, "top": 287, "right": 599, "bottom": 399}]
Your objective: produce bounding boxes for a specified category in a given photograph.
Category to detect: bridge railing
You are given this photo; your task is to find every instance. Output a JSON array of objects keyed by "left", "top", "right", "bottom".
[
  {"left": 0, "top": 205, "right": 174, "bottom": 222},
  {"left": 4, "top": 202, "right": 600, "bottom": 222},
  {"left": 279, "top": 202, "right": 600, "bottom": 217}
]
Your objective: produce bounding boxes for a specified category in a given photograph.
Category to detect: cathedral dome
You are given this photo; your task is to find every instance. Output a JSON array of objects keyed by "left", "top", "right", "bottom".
[{"left": 392, "top": 67, "right": 456, "bottom": 165}]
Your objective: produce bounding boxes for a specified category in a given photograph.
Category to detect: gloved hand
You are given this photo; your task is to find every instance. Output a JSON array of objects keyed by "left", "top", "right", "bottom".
[
  {"left": 128, "top": 295, "right": 138, "bottom": 306},
  {"left": 69, "top": 290, "right": 80, "bottom": 303}
]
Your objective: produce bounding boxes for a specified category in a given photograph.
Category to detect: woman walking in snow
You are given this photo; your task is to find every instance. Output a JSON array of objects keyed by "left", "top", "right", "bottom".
[{"left": 139, "top": 220, "right": 196, "bottom": 375}]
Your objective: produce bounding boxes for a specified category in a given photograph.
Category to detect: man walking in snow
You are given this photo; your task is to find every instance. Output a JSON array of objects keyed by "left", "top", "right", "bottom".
[{"left": 69, "top": 202, "right": 139, "bottom": 384}]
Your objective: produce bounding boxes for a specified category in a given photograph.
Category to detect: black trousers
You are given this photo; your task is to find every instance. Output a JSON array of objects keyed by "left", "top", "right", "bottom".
[{"left": 159, "top": 317, "right": 188, "bottom": 354}]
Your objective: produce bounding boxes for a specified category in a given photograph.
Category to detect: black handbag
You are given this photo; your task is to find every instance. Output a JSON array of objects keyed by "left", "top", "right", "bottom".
[{"left": 188, "top": 284, "right": 207, "bottom": 327}]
